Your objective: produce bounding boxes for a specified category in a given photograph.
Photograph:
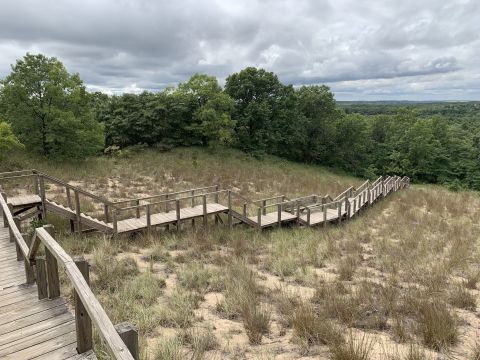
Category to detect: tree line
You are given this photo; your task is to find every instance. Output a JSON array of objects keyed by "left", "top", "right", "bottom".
[{"left": 1, "top": 53, "right": 480, "bottom": 191}]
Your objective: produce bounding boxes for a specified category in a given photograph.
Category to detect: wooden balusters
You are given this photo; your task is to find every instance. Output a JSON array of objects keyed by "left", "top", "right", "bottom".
[{"left": 257, "top": 208, "right": 262, "bottom": 228}]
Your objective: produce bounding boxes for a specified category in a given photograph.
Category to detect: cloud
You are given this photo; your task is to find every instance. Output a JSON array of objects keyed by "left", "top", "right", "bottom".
[{"left": 0, "top": 0, "right": 478, "bottom": 100}]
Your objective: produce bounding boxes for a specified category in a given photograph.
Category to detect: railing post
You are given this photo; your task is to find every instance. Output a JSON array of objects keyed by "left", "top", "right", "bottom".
[
  {"left": 1, "top": 191, "right": 7, "bottom": 227},
  {"left": 66, "top": 187, "right": 75, "bottom": 232},
  {"left": 262, "top": 200, "right": 267, "bottom": 215},
  {"left": 202, "top": 195, "right": 207, "bottom": 228},
  {"left": 146, "top": 205, "right": 151, "bottom": 231},
  {"left": 74, "top": 256, "right": 93, "bottom": 354},
  {"left": 176, "top": 200, "right": 181, "bottom": 232},
  {"left": 307, "top": 208, "right": 311, "bottom": 226},
  {"left": 257, "top": 208, "right": 262, "bottom": 228},
  {"left": 115, "top": 323, "right": 139, "bottom": 360},
  {"left": 215, "top": 185, "right": 219, "bottom": 203},
  {"left": 33, "top": 173, "right": 40, "bottom": 195},
  {"left": 337, "top": 202, "right": 342, "bottom": 223},
  {"left": 39, "top": 175, "right": 47, "bottom": 220},
  {"left": 323, "top": 205, "right": 327, "bottom": 227},
  {"left": 104, "top": 204, "right": 110, "bottom": 223},
  {"left": 13, "top": 217, "right": 22, "bottom": 260},
  {"left": 135, "top": 200, "right": 140, "bottom": 218},
  {"left": 36, "top": 256, "right": 48, "bottom": 299},
  {"left": 112, "top": 210, "right": 118, "bottom": 235},
  {"left": 227, "top": 191, "right": 233, "bottom": 229},
  {"left": 74, "top": 190, "right": 82, "bottom": 233},
  {"left": 44, "top": 225, "right": 60, "bottom": 298},
  {"left": 277, "top": 204, "right": 281, "bottom": 227},
  {"left": 191, "top": 190, "right": 195, "bottom": 207}
]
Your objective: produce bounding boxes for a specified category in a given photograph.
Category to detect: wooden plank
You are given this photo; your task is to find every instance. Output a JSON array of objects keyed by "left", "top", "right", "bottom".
[
  {"left": 2, "top": 329, "right": 77, "bottom": 359},
  {"left": 0, "top": 312, "right": 73, "bottom": 347},
  {"left": 0, "top": 298, "right": 67, "bottom": 325},
  {"left": 0, "top": 320, "right": 76, "bottom": 356}
]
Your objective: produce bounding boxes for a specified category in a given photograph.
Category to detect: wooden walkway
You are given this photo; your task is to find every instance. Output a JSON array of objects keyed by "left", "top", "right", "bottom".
[
  {"left": 0, "top": 170, "right": 409, "bottom": 235},
  {"left": 0, "top": 219, "right": 96, "bottom": 360},
  {"left": 0, "top": 191, "right": 137, "bottom": 360}
]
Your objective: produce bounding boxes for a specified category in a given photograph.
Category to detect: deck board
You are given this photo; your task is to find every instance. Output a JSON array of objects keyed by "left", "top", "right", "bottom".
[{"left": 0, "top": 219, "right": 97, "bottom": 360}]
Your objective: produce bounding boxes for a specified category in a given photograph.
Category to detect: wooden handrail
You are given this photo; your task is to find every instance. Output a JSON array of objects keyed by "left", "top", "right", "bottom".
[
  {"left": 0, "top": 193, "right": 29, "bottom": 257},
  {"left": 115, "top": 189, "right": 229, "bottom": 212},
  {"left": 111, "top": 185, "right": 219, "bottom": 206},
  {"left": 32, "top": 227, "right": 135, "bottom": 360}
]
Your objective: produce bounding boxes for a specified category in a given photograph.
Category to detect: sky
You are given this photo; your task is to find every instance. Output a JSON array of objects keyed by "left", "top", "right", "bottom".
[{"left": 0, "top": 0, "right": 479, "bottom": 101}]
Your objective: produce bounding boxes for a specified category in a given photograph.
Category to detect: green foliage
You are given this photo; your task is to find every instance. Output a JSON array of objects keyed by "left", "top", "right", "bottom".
[
  {"left": 0, "top": 53, "right": 104, "bottom": 159},
  {"left": 0, "top": 121, "right": 23, "bottom": 160}
]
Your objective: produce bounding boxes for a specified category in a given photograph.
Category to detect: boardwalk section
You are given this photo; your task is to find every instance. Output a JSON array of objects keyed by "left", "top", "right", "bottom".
[
  {"left": 0, "top": 170, "right": 410, "bottom": 236},
  {"left": 0, "top": 193, "right": 137, "bottom": 360}
]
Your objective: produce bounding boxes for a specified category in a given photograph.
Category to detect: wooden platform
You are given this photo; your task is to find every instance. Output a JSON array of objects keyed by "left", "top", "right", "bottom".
[
  {"left": 112, "top": 203, "right": 229, "bottom": 233},
  {"left": 0, "top": 220, "right": 96, "bottom": 360},
  {"left": 7, "top": 195, "right": 42, "bottom": 208},
  {"left": 248, "top": 211, "right": 298, "bottom": 228}
]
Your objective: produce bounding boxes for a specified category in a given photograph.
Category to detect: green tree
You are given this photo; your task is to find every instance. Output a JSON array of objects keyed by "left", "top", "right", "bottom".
[
  {"left": 0, "top": 121, "right": 23, "bottom": 161},
  {"left": 0, "top": 53, "right": 103, "bottom": 158},
  {"left": 225, "top": 67, "right": 292, "bottom": 153},
  {"left": 176, "top": 74, "right": 235, "bottom": 146}
]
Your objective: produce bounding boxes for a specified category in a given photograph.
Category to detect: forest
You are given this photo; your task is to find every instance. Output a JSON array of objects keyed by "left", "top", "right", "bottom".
[{"left": 1, "top": 53, "right": 480, "bottom": 191}]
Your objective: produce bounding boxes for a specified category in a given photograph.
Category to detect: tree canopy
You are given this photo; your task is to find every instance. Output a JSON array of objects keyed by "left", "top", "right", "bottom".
[{"left": 0, "top": 53, "right": 104, "bottom": 159}]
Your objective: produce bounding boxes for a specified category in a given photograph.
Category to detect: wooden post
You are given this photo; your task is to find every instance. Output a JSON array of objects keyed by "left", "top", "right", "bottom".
[
  {"left": 33, "top": 174, "right": 39, "bottom": 195},
  {"left": 74, "top": 257, "right": 93, "bottom": 354},
  {"left": 202, "top": 195, "right": 207, "bottom": 228},
  {"left": 262, "top": 200, "right": 267, "bottom": 215},
  {"left": 39, "top": 175, "right": 47, "bottom": 220},
  {"left": 277, "top": 204, "right": 281, "bottom": 227},
  {"left": 337, "top": 202, "right": 342, "bottom": 223},
  {"left": 165, "top": 194, "right": 169, "bottom": 213},
  {"left": 176, "top": 200, "right": 181, "bottom": 232},
  {"left": 146, "top": 205, "right": 151, "bottom": 230},
  {"left": 135, "top": 200, "right": 140, "bottom": 218},
  {"left": 257, "top": 208, "right": 262, "bottom": 228},
  {"left": 1, "top": 191, "right": 7, "bottom": 227},
  {"left": 36, "top": 256, "right": 48, "bottom": 299},
  {"left": 243, "top": 203, "right": 247, "bottom": 218},
  {"left": 323, "top": 205, "right": 327, "bottom": 227},
  {"left": 66, "top": 187, "right": 75, "bottom": 232},
  {"left": 347, "top": 199, "right": 351, "bottom": 218},
  {"left": 307, "top": 208, "right": 311, "bottom": 226},
  {"left": 104, "top": 204, "right": 110, "bottom": 223},
  {"left": 112, "top": 210, "right": 118, "bottom": 235},
  {"left": 227, "top": 191, "right": 233, "bottom": 229},
  {"left": 13, "top": 217, "right": 22, "bottom": 260},
  {"left": 191, "top": 190, "right": 195, "bottom": 207},
  {"left": 44, "top": 225, "right": 60, "bottom": 298},
  {"left": 353, "top": 199, "right": 357, "bottom": 215},
  {"left": 74, "top": 190, "right": 82, "bottom": 233},
  {"left": 214, "top": 185, "right": 219, "bottom": 203},
  {"left": 115, "top": 323, "right": 139, "bottom": 360}
]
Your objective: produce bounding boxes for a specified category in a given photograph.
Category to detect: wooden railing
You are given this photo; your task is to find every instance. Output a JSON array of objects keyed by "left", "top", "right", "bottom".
[{"left": 0, "top": 191, "right": 138, "bottom": 360}]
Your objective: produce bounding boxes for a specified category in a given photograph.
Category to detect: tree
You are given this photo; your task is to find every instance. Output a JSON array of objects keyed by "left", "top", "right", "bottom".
[
  {"left": 176, "top": 74, "right": 235, "bottom": 146},
  {"left": 0, "top": 121, "right": 23, "bottom": 161},
  {"left": 225, "top": 67, "right": 292, "bottom": 153},
  {"left": 0, "top": 53, "right": 103, "bottom": 158}
]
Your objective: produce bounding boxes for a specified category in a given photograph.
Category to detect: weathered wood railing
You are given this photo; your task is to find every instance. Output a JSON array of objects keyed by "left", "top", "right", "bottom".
[
  {"left": 112, "top": 189, "right": 229, "bottom": 233},
  {"left": 0, "top": 192, "right": 138, "bottom": 360}
]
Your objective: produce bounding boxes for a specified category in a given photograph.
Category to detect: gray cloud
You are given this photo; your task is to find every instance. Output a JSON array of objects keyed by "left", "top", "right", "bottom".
[{"left": 0, "top": 0, "right": 478, "bottom": 100}]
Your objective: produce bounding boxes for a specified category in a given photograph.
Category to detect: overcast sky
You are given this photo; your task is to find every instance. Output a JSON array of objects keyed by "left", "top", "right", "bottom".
[{"left": 0, "top": 0, "right": 479, "bottom": 100}]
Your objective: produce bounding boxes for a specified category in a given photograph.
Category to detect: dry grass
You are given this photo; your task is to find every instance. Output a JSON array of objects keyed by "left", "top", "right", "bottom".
[{"left": 7, "top": 148, "right": 480, "bottom": 359}]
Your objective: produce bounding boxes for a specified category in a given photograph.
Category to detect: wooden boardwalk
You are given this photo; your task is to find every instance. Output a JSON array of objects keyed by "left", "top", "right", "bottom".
[
  {"left": 0, "top": 192, "right": 137, "bottom": 360},
  {"left": 0, "top": 219, "right": 96, "bottom": 360},
  {"left": 0, "top": 170, "right": 409, "bottom": 235}
]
